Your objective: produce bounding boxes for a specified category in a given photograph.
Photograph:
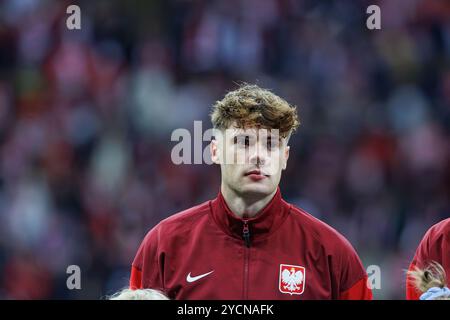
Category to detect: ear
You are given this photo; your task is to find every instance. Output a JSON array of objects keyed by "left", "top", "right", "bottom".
[
  {"left": 282, "top": 145, "right": 290, "bottom": 170},
  {"left": 210, "top": 139, "right": 220, "bottom": 164}
]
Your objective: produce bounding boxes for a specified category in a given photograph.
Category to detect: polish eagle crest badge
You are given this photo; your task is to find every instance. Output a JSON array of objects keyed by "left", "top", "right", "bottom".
[{"left": 279, "top": 264, "right": 305, "bottom": 295}]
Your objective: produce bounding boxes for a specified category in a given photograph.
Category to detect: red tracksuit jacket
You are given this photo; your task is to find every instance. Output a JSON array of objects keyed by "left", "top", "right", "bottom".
[
  {"left": 130, "top": 188, "right": 372, "bottom": 299},
  {"left": 406, "top": 218, "right": 450, "bottom": 300}
]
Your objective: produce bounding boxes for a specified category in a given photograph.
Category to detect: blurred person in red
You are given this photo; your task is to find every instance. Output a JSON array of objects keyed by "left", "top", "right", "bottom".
[
  {"left": 406, "top": 218, "right": 450, "bottom": 299},
  {"left": 129, "top": 84, "right": 372, "bottom": 299}
]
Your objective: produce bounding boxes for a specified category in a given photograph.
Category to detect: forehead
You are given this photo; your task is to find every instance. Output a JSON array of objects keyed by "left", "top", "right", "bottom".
[{"left": 226, "top": 126, "right": 280, "bottom": 138}]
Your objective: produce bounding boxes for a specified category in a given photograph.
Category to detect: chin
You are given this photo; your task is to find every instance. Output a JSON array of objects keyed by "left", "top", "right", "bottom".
[{"left": 238, "top": 183, "right": 275, "bottom": 197}]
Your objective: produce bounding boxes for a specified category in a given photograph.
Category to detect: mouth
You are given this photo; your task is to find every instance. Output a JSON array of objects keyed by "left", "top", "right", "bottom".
[{"left": 244, "top": 170, "right": 269, "bottom": 181}]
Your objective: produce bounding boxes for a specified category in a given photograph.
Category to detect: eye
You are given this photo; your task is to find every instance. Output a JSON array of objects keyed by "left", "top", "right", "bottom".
[
  {"left": 267, "top": 137, "right": 278, "bottom": 150},
  {"left": 234, "top": 135, "right": 250, "bottom": 147}
]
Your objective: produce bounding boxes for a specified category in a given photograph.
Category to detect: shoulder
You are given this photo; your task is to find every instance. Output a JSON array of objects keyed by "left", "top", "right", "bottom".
[
  {"left": 411, "top": 218, "right": 450, "bottom": 268},
  {"left": 417, "top": 218, "right": 450, "bottom": 253},
  {"left": 286, "top": 203, "right": 367, "bottom": 286},
  {"left": 425, "top": 218, "right": 450, "bottom": 241},
  {"left": 141, "top": 200, "right": 211, "bottom": 244},
  {"left": 159, "top": 200, "right": 211, "bottom": 228},
  {"left": 288, "top": 204, "right": 357, "bottom": 255}
]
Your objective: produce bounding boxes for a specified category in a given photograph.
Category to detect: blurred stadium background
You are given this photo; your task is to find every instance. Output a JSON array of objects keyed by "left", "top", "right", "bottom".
[{"left": 0, "top": 0, "right": 449, "bottom": 299}]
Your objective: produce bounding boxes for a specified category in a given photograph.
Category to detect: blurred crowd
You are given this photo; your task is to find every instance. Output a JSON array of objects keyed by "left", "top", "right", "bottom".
[{"left": 0, "top": 0, "right": 449, "bottom": 299}]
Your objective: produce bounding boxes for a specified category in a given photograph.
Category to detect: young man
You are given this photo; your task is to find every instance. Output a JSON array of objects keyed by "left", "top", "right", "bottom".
[
  {"left": 406, "top": 218, "right": 450, "bottom": 300},
  {"left": 130, "top": 84, "right": 372, "bottom": 299}
]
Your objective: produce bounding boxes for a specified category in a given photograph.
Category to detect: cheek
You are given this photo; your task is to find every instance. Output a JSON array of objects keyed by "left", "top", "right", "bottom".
[
  {"left": 222, "top": 164, "right": 239, "bottom": 181},
  {"left": 270, "top": 168, "right": 283, "bottom": 186},
  {"left": 266, "top": 152, "right": 285, "bottom": 174}
]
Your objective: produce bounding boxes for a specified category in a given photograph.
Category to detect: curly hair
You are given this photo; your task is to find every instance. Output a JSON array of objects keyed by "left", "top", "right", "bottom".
[{"left": 210, "top": 84, "right": 300, "bottom": 139}]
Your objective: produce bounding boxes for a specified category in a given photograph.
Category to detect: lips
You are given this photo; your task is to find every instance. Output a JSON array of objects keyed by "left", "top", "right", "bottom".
[
  {"left": 245, "top": 170, "right": 262, "bottom": 175},
  {"left": 244, "top": 170, "right": 269, "bottom": 180}
]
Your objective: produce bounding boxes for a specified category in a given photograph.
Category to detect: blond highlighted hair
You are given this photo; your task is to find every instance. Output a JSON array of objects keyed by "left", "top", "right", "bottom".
[
  {"left": 407, "top": 262, "right": 449, "bottom": 300},
  {"left": 109, "top": 288, "right": 169, "bottom": 300}
]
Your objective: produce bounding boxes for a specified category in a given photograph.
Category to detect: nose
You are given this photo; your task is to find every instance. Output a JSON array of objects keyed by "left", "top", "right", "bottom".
[{"left": 248, "top": 142, "right": 267, "bottom": 166}]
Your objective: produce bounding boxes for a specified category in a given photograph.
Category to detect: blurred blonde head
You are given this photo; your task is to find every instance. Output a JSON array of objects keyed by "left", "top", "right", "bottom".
[
  {"left": 109, "top": 288, "right": 169, "bottom": 300},
  {"left": 407, "top": 261, "right": 450, "bottom": 300}
]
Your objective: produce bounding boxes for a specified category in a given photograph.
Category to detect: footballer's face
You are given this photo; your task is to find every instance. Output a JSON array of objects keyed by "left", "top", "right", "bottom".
[{"left": 210, "top": 125, "right": 290, "bottom": 198}]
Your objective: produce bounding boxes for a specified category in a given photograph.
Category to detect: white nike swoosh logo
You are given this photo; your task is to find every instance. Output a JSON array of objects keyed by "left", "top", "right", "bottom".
[{"left": 186, "top": 270, "right": 214, "bottom": 283}]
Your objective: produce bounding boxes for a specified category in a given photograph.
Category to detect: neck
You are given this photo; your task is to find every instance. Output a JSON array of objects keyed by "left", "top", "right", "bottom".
[{"left": 221, "top": 183, "right": 277, "bottom": 218}]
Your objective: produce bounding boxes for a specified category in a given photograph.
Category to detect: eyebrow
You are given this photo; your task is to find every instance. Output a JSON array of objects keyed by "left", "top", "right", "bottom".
[
  {"left": 264, "top": 135, "right": 282, "bottom": 141},
  {"left": 233, "top": 133, "right": 256, "bottom": 138},
  {"left": 232, "top": 133, "right": 281, "bottom": 139}
]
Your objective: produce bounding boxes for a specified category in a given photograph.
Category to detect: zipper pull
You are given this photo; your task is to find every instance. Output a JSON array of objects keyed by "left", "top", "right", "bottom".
[{"left": 242, "top": 220, "right": 251, "bottom": 248}]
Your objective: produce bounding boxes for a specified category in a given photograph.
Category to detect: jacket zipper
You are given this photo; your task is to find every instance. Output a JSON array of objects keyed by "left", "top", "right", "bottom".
[{"left": 242, "top": 220, "right": 251, "bottom": 299}]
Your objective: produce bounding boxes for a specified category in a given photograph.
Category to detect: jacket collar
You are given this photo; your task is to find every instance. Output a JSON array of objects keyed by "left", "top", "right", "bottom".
[{"left": 210, "top": 187, "right": 291, "bottom": 243}]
